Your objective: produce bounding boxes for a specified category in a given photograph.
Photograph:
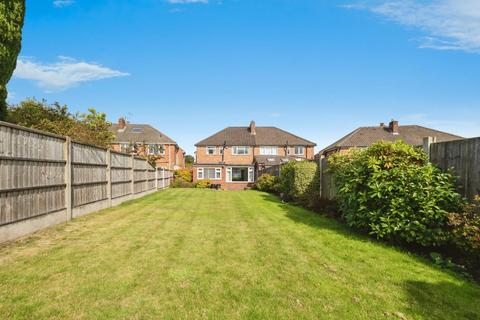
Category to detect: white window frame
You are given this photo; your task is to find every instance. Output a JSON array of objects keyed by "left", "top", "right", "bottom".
[
  {"left": 232, "top": 146, "right": 249, "bottom": 155},
  {"left": 294, "top": 146, "right": 305, "bottom": 155},
  {"left": 226, "top": 166, "right": 254, "bottom": 183},
  {"left": 206, "top": 146, "right": 216, "bottom": 155},
  {"left": 197, "top": 167, "right": 222, "bottom": 180},
  {"left": 259, "top": 146, "right": 278, "bottom": 156},
  {"left": 148, "top": 144, "right": 165, "bottom": 155}
]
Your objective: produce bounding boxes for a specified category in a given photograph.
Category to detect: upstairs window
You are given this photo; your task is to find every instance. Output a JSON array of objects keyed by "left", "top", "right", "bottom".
[
  {"left": 131, "top": 128, "right": 143, "bottom": 133},
  {"left": 206, "top": 146, "right": 216, "bottom": 155},
  {"left": 148, "top": 144, "right": 165, "bottom": 155},
  {"left": 294, "top": 146, "right": 305, "bottom": 155},
  {"left": 232, "top": 146, "right": 249, "bottom": 155},
  {"left": 260, "top": 146, "right": 278, "bottom": 156}
]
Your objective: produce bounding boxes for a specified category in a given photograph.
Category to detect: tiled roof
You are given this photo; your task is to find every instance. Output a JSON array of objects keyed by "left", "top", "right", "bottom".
[
  {"left": 319, "top": 125, "right": 463, "bottom": 155},
  {"left": 195, "top": 127, "right": 316, "bottom": 147},
  {"left": 110, "top": 124, "right": 176, "bottom": 144}
]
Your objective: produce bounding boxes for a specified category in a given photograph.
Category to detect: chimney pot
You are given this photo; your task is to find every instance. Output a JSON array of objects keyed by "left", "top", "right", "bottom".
[
  {"left": 249, "top": 120, "right": 256, "bottom": 135},
  {"left": 389, "top": 120, "right": 399, "bottom": 134}
]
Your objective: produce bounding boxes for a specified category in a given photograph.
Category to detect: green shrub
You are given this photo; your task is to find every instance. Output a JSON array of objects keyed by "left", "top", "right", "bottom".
[
  {"left": 447, "top": 196, "right": 480, "bottom": 276},
  {"left": 329, "top": 141, "right": 462, "bottom": 247},
  {"left": 254, "top": 174, "right": 279, "bottom": 193},
  {"left": 195, "top": 180, "right": 211, "bottom": 189},
  {"left": 171, "top": 180, "right": 195, "bottom": 188},
  {"left": 174, "top": 169, "right": 193, "bottom": 183},
  {"left": 278, "top": 161, "right": 318, "bottom": 206}
]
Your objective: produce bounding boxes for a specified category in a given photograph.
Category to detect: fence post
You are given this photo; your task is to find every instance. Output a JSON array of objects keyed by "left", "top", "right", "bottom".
[
  {"left": 64, "top": 137, "right": 72, "bottom": 221},
  {"left": 162, "top": 168, "right": 165, "bottom": 189},
  {"left": 423, "top": 136, "right": 437, "bottom": 161},
  {"left": 106, "top": 149, "right": 112, "bottom": 207},
  {"left": 155, "top": 167, "right": 159, "bottom": 190},
  {"left": 131, "top": 155, "right": 135, "bottom": 196},
  {"left": 319, "top": 155, "right": 323, "bottom": 199}
]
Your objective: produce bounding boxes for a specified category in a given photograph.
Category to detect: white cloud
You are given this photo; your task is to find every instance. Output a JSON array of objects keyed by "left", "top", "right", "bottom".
[
  {"left": 53, "top": 0, "right": 75, "bottom": 7},
  {"left": 166, "top": 0, "right": 208, "bottom": 3},
  {"left": 344, "top": 0, "right": 480, "bottom": 53},
  {"left": 13, "top": 56, "right": 129, "bottom": 91}
]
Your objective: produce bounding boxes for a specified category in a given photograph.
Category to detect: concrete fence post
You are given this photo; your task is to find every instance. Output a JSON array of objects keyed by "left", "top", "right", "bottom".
[
  {"left": 162, "top": 168, "right": 165, "bottom": 189},
  {"left": 64, "top": 137, "right": 72, "bottom": 221},
  {"left": 131, "top": 155, "right": 135, "bottom": 196},
  {"left": 106, "top": 149, "right": 112, "bottom": 207},
  {"left": 319, "top": 155, "right": 323, "bottom": 199},
  {"left": 423, "top": 136, "right": 437, "bottom": 161}
]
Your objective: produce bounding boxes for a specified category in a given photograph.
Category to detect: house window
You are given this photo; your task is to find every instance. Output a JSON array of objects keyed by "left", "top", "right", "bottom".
[
  {"left": 148, "top": 144, "right": 165, "bottom": 155},
  {"left": 206, "top": 146, "right": 216, "bottom": 155},
  {"left": 294, "top": 146, "right": 305, "bottom": 155},
  {"left": 232, "top": 146, "right": 249, "bottom": 155},
  {"left": 197, "top": 167, "right": 221, "bottom": 180},
  {"left": 226, "top": 167, "right": 254, "bottom": 183},
  {"left": 120, "top": 143, "right": 131, "bottom": 153},
  {"left": 260, "top": 146, "right": 278, "bottom": 155},
  {"left": 131, "top": 128, "right": 143, "bottom": 133}
]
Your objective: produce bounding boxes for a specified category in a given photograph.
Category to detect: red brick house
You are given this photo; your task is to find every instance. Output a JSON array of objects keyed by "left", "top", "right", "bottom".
[
  {"left": 193, "top": 121, "right": 316, "bottom": 190},
  {"left": 110, "top": 118, "right": 185, "bottom": 169},
  {"left": 317, "top": 120, "right": 462, "bottom": 158}
]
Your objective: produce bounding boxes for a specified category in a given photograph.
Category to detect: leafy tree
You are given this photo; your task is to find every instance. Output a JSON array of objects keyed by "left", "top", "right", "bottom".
[
  {"left": 185, "top": 155, "right": 194, "bottom": 167},
  {"left": 7, "top": 98, "right": 115, "bottom": 147},
  {"left": 0, "top": 0, "right": 25, "bottom": 120}
]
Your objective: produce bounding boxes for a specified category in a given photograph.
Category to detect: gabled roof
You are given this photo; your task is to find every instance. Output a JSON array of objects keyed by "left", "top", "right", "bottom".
[
  {"left": 110, "top": 123, "right": 176, "bottom": 144},
  {"left": 318, "top": 124, "right": 462, "bottom": 156},
  {"left": 195, "top": 126, "right": 316, "bottom": 147}
]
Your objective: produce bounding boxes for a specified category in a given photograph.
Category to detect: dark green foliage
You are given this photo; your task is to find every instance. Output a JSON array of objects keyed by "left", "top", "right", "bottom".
[
  {"left": 6, "top": 98, "right": 115, "bottom": 147},
  {"left": 278, "top": 161, "right": 318, "bottom": 206},
  {"left": 447, "top": 196, "right": 480, "bottom": 277},
  {"left": 254, "top": 174, "right": 279, "bottom": 193},
  {"left": 185, "top": 155, "right": 194, "bottom": 167},
  {"left": 0, "top": 0, "right": 25, "bottom": 120},
  {"left": 329, "top": 141, "right": 462, "bottom": 247}
]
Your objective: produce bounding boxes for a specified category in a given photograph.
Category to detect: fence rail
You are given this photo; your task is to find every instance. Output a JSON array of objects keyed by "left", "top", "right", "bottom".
[{"left": 0, "top": 121, "right": 173, "bottom": 243}]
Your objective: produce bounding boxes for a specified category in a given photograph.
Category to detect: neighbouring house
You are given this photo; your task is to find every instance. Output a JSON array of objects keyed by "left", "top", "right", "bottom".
[
  {"left": 317, "top": 120, "right": 463, "bottom": 158},
  {"left": 110, "top": 118, "right": 185, "bottom": 169},
  {"left": 193, "top": 121, "right": 316, "bottom": 190}
]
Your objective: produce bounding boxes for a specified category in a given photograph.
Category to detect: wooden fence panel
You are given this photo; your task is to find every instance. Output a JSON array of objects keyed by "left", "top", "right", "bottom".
[
  {"left": 0, "top": 123, "right": 66, "bottom": 225},
  {"left": 430, "top": 137, "right": 480, "bottom": 200},
  {"left": 319, "top": 157, "right": 337, "bottom": 200},
  {"left": 111, "top": 152, "right": 132, "bottom": 199},
  {"left": 72, "top": 143, "right": 108, "bottom": 207}
]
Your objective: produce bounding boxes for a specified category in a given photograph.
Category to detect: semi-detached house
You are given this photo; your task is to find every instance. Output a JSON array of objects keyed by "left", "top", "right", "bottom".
[{"left": 193, "top": 121, "right": 316, "bottom": 190}]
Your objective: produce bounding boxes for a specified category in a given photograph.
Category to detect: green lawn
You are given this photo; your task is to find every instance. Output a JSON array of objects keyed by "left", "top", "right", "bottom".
[{"left": 0, "top": 189, "right": 479, "bottom": 319}]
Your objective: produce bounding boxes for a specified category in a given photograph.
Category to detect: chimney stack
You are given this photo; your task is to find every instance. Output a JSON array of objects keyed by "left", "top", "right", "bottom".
[
  {"left": 249, "top": 120, "right": 256, "bottom": 135},
  {"left": 380, "top": 122, "right": 385, "bottom": 127},
  {"left": 118, "top": 117, "right": 126, "bottom": 130},
  {"left": 389, "top": 120, "right": 399, "bottom": 134}
]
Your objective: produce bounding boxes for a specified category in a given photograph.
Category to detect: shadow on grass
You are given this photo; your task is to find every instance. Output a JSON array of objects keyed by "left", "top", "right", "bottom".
[
  {"left": 258, "top": 192, "right": 369, "bottom": 242},
  {"left": 257, "top": 192, "right": 480, "bottom": 319},
  {"left": 402, "top": 280, "right": 480, "bottom": 320}
]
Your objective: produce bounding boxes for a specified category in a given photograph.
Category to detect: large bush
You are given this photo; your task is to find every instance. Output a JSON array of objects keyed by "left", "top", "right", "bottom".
[
  {"left": 447, "top": 196, "right": 480, "bottom": 276},
  {"left": 254, "top": 174, "right": 279, "bottom": 193},
  {"left": 329, "top": 141, "right": 462, "bottom": 247},
  {"left": 172, "top": 169, "right": 194, "bottom": 188},
  {"left": 0, "top": 0, "right": 25, "bottom": 120},
  {"left": 278, "top": 161, "right": 318, "bottom": 206}
]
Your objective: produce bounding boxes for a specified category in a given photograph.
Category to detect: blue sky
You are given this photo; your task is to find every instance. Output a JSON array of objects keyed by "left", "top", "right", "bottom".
[{"left": 7, "top": 0, "right": 480, "bottom": 154}]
